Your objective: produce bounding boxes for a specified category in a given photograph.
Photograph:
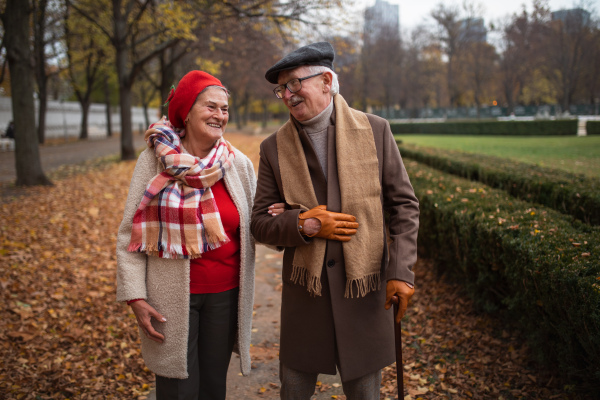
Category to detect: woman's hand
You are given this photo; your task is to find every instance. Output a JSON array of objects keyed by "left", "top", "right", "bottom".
[
  {"left": 268, "top": 202, "right": 287, "bottom": 217},
  {"left": 129, "top": 300, "right": 167, "bottom": 344}
]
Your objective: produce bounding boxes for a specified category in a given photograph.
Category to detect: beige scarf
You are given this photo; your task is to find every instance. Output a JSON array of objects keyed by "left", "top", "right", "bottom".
[{"left": 276, "top": 94, "right": 384, "bottom": 298}]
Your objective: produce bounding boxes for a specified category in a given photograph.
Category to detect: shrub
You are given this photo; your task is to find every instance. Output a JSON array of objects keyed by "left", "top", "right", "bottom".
[
  {"left": 390, "top": 120, "right": 577, "bottom": 135},
  {"left": 398, "top": 144, "right": 600, "bottom": 225},
  {"left": 406, "top": 160, "right": 600, "bottom": 391},
  {"left": 587, "top": 121, "right": 600, "bottom": 135}
]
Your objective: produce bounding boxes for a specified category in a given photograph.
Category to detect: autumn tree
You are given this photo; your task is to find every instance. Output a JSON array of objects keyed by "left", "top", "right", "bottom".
[
  {"left": 134, "top": 63, "right": 161, "bottom": 128},
  {"left": 327, "top": 35, "right": 360, "bottom": 107},
  {"left": 33, "top": 0, "right": 64, "bottom": 144},
  {"left": 359, "top": 1, "right": 403, "bottom": 111},
  {"left": 1, "top": 0, "right": 51, "bottom": 186},
  {"left": 64, "top": 1, "right": 113, "bottom": 139},
  {"left": 464, "top": 40, "right": 498, "bottom": 116},
  {"left": 498, "top": 11, "right": 533, "bottom": 113},
  {"left": 152, "top": 0, "right": 347, "bottom": 129},
  {"left": 402, "top": 26, "right": 446, "bottom": 112},
  {"left": 430, "top": 3, "right": 464, "bottom": 107},
  {"left": 544, "top": 6, "right": 595, "bottom": 112},
  {"left": 68, "top": 0, "right": 196, "bottom": 160},
  {"left": 581, "top": 23, "right": 600, "bottom": 109}
]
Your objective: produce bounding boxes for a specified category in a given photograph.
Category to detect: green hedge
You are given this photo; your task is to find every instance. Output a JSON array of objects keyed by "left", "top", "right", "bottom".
[
  {"left": 398, "top": 144, "right": 600, "bottom": 225},
  {"left": 587, "top": 121, "right": 600, "bottom": 135},
  {"left": 390, "top": 120, "right": 577, "bottom": 135},
  {"left": 406, "top": 160, "right": 600, "bottom": 390}
]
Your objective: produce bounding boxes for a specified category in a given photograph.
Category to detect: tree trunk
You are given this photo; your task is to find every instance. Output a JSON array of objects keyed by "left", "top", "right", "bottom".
[
  {"left": 242, "top": 92, "right": 250, "bottom": 127},
  {"left": 119, "top": 83, "right": 135, "bottom": 160},
  {"left": 79, "top": 99, "right": 90, "bottom": 139},
  {"left": 104, "top": 75, "right": 113, "bottom": 137},
  {"left": 143, "top": 103, "right": 150, "bottom": 129},
  {"left": 160, "top": 50, "right": 177, "bottom": 107},
  {"left": 233, "top": 95, "right": 243, "bottom": 130},
  {"left": 37, "top": 95, "right": 47, "bottom": 144},
  {"left": 261, "top": 99, "right": 268, "bottom": 128},
  {"left": 113, "top": 0, "right": 135, "bottom": 160},
  {"left": 3, "top": 0, "right": 51, "bottom": 186},
  {"left": 33, "top": 0, "right": 48, "bottom": 144}
]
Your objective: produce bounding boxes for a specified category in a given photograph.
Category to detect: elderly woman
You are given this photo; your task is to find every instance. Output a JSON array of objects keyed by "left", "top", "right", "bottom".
[{"left": 116, "top": 70, "right": 256, "bottom": 399}]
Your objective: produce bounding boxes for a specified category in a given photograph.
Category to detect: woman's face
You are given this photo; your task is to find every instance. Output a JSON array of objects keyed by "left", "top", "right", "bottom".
[{"left": 185, "top": 87, "right": 229, "bottom": 145}]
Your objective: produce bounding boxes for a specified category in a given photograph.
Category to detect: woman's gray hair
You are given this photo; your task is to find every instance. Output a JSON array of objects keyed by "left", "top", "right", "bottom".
[
  {"left": 190, "top": 85, "right": 230, "bottom": 110},
  {"left": 199, "top": 85, "right": 230, "bottom": 98},
  {"left": 305, "top": 65, "right": 339, "bottom": 96}
]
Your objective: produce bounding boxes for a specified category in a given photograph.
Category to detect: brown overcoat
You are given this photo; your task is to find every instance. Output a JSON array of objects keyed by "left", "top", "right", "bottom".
[{"left": 250, "top": 101, "right": 419, "bottom": 381}]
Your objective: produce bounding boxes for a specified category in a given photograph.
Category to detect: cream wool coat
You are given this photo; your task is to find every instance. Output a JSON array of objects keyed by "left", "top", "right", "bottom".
[{"left": 116, "top": 146, "right": 256, "bottom": 379}]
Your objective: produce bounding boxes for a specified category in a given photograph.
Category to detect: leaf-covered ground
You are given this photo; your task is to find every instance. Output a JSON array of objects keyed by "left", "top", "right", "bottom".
[
  {"left": 0, "top": 133, "right": 579, "bottom": 399},
  {"left": 0, "top": 159, "right": 151, "bottom": 399},
  {"left": 380, "top": 259, "right": 577, "bottom": 400}
]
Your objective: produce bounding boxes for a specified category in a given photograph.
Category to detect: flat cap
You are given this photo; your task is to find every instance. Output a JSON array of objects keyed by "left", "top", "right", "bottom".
[{"left": 265, "top": 42, "right": 335, "bottom": 84}]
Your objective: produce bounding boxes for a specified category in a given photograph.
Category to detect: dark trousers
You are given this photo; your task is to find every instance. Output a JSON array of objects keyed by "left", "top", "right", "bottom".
[
  {"left": 279, "top": 363, "right": 381, "bottom": 400},
  {"left": 156, "top": 288, "right": 239, "bottom": 400}
]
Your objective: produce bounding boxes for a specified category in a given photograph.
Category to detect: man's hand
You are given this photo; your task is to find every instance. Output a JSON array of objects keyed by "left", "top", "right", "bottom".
[
  {"left": 384, "top": 280, "right": 415, "bottom": 323},
  {"left": 298, "top": 205, "right": 359, "bottom": 241},
  {"left": 129, "top": 300, "right": 167, "bottom": 344}
]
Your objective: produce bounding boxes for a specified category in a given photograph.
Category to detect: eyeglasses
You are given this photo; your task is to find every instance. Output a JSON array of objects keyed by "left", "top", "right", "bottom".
[{"left": 273, "top": 73, "right": 323, "bottom": 99}]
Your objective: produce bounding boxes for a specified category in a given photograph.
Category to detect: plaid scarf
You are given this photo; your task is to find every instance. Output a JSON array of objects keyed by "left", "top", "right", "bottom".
[{"left": 128, "top": 117, "right": 235, "bottom": 259}]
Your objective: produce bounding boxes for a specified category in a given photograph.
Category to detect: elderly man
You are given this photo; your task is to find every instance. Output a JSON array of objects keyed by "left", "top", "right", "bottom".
[{"left": 251, "top": 42, "right": 419, "bottom": 399}]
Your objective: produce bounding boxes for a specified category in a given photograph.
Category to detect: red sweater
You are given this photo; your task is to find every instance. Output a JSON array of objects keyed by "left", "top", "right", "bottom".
[{"left": 189, "top": 179, "right": 241, "bottom": 294}]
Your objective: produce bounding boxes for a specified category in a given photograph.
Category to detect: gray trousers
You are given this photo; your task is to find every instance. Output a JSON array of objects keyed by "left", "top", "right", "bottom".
[
  {"left": 156, "top": 288, "right": 239, "bottom": 400},
  {"left": 279, "top": 363, "right": 381, "bottom": 400}
]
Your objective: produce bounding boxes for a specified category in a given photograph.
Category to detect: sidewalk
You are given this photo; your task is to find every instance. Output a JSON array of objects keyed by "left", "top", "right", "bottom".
[{"left": 0, "top": 134, "right": 147, "bottom": 184}]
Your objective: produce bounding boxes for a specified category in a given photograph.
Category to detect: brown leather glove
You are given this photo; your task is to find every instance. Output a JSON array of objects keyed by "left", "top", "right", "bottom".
[
  {"left": 384, "top": 280, "right": 415, "bottom": 323},
  {"left": 298, "top": 205, "right": 359, "bottom": 242}
]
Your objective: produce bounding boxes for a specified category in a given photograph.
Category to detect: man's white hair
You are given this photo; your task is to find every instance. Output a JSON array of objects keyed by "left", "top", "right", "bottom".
[{"left": 305, "top": 65, "right": 339, "bottom": 96}]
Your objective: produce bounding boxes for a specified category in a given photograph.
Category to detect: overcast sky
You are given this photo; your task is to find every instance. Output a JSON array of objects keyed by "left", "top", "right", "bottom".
[{"left": 353, "top": 0, "right": 596, "bottom": 30}]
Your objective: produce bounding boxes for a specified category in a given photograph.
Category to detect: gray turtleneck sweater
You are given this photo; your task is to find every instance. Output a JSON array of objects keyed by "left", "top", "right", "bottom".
[{"left": 300, "top": 98, "right": 334, "bottom": 180}]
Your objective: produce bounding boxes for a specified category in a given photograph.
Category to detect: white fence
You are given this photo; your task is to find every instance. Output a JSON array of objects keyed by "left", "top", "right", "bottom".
[{"left": 0, "top": 96, "right": 158, "bottom": 140}]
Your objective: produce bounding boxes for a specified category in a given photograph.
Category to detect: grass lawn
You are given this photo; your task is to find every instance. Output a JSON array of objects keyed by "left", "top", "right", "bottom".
[{"left": 395, "top": 134, "right": 600, "bottom": 178}]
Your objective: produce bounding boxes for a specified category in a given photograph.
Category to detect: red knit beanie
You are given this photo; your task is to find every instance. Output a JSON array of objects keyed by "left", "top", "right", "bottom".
[{"left": 166, "top": 71, "right": 225, "bottom": 129}]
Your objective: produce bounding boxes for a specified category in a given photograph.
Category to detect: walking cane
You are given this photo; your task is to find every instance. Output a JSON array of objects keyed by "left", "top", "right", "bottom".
[{"left": 391, "top": 295, "right": 404, "bottom": 398}]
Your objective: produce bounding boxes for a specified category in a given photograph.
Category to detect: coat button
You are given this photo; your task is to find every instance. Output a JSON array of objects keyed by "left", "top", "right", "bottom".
[{"left": 327, "top": 259, "right": 335, "bottom": 268}]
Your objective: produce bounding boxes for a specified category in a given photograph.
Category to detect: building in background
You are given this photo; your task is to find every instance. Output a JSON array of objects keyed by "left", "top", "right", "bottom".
[
  {"left": 364, "top": 0, "right": 400, "bottom": 38},
  {"left": 551, "top": 8, "right": 591, "bottom": 26},
  {"left": 459, "top": 17, "right": 487, "bottom": 43}
]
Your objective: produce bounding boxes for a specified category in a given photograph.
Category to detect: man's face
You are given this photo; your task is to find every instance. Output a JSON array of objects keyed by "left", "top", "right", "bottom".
[{"left": 277, "top": 66, "right": 332, "bottom": 122}]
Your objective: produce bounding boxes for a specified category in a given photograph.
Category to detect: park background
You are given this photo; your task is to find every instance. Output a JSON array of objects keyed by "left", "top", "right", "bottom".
[{"left": 1, "top": 0, "right": 599, "bottom": 399}]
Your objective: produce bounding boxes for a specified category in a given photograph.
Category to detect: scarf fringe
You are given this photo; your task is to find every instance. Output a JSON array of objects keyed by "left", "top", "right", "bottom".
[
  {"left": 344, "top": 272, "right": 381, "bottom": 299},
  {"left": 127, "top": 242, "right": 208, "bottom": 259},
  {"left": 206, "top": 231, "right": 229, "bottom": 249},
  {"left": 291, "top": 264, "right": 322, "bottom": 297}
]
